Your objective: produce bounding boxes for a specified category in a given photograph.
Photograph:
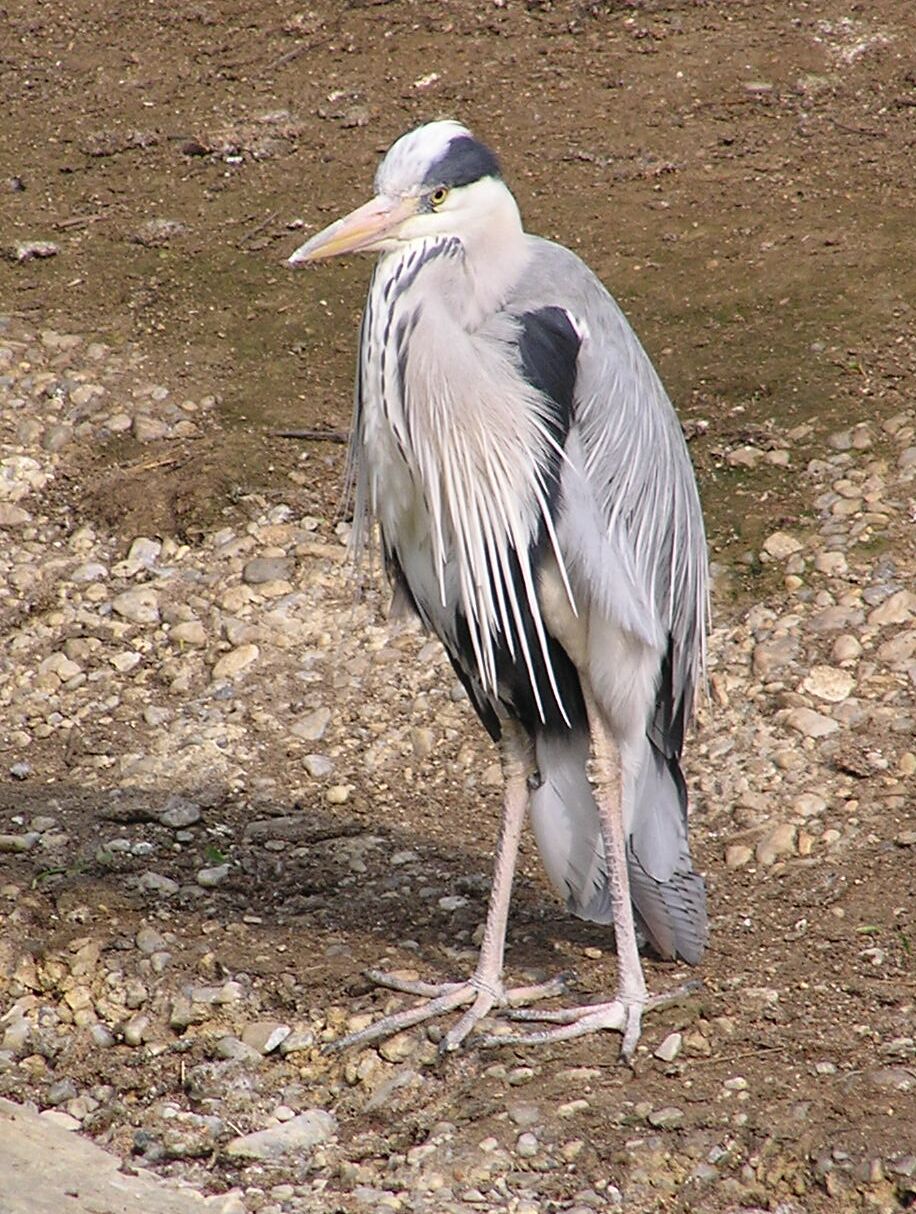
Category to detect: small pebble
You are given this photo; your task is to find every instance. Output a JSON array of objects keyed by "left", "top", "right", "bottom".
[
  {"left": 516, "top": 1132, "right": 539, "bottom": 1158},
  {"left": 196, "top": 864, "right": 230, "bottom": 888},
  {"left": 756, "top": 822, "right": 797, "bottom": 865},
  {"left": 655, "top": 1032, "right": 683, "bottom": 1062},
  {"left": 725, "top": 844, "right": 753, "bottom": 869},
  {"left": 123, "top": 1015, "right": 149, "bottom": 1046},
  {"left": 160, "top": 797, "right": 202, "bottom": 828},
  {"left": 785, "top": 707, "right": 840, "bottom": 738},
  {"left": 212, "top": 644, "right": 259, "bottom": 680},
  {"left": 241, "top": 1022, "right": 292, "bottom": 1055},
  {"left": 378, "top": 1031, "right": 416, "bottom": 1063},
  {"left": 111, "top": 586, "right": 160, "bottom": 625},
  {"left": 135, "top": 925, "right": 167, "bottom": 954},
  {"left": 291, "top": 707, "right": 331, "bottom": 741},
  {"left": 762, "top": 531, "right": 803, "bottom": 560},
  {"left": 802, "top": 665, "right": 855, "bottom": 703}
]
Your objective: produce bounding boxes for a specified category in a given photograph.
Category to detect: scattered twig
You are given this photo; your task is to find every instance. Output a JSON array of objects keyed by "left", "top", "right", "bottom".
[
  {"left": 264, "top": 35, "right": 334, "bottom": 74},
  {"left": 239, "top": 211, "right": 278, "bottom": 247},
  {"left": 55, "top": 212, "right": 109, "bottom": 231},
  {"left": 689, "top": 1043, "right": 790, "bottom": 1065},
  {"left": 828, "top": 119, "right": 885, "bottom": 138},
  {"left": 272, "top": 428, "right": 349, "bottom": 444}
]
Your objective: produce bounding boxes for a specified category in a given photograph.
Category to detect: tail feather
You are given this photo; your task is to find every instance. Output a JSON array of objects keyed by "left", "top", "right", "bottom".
[
  {"left": 628, "top": 742, "right": 707, "bottom": 964},
  {"left": 529, "top": 730, "right": 707, "bottom": 964},
  {"left": 530, "top": 731, "right": 610, "bottom": 922}
]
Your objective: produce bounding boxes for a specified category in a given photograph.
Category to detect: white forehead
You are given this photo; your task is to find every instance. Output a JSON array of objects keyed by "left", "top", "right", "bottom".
[{"left": 375, "top": 120, "right": 473, "bottom": 195}]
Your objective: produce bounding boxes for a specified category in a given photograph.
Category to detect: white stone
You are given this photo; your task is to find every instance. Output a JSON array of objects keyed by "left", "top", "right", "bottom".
[
  {"left": 814, "top": 551, "right": 848, "bottom": 576},
  {"left": 70, "top": 561, "right": 108, "bottom": 582},
  {"left": 211, "top": 644, "right": 259, "bottom": 680},
  {"left": 756, "top": 823, "right": 797, "bottom": 865},
  {"left": 831, "top": 635, "right": 862, "bottom": 663},
  {"left": 785, "top": 707, "right": 840, "bottom": 738},
  {"left": 654, "top": 1032, "right": 683, "bottom": 1062},
  {"left": 127, "top": 537, "right": 162, "bottom": 567},
  {"left": 792, "top": 792, "right": 827, "bottom": 818},
  {"left": 196, "top": 864, "right": 230, "bottom": 888},
  {"left": 868, "top": 590, "right": 916, "bottom": 627},
  {"left": 38, "top": 654, "right": 81, "bottom": 681},
  {"left": 516, "top": 1132, "right": 539, "bottom": 1158},
  {"left": 0, "top": 503, "right": 31, "bottom": 527},
  {"left": 171, "top": 620, "right": 207, "bottom": 647},
  {"left": 291, "top": 707, "right": 331, "bottom": 741},
  {"left": 725, "top": 844, "right": 753, "bottom": 869},
  {"left": 110, "top": 651, "right": 142, "bottom": 674},
  {"left": 762, "top": 531, "right": 803, "bottom": 560},
  {"left": 752, "top": 637, "right": 799, "bottom": 679},
  {"left": 438, "top": 895, "right": 467, "bottom": 912},
  {"left": 241, "top": 1022, "right": 291, "bottom": 1055},
  {"left": 802, "top": 665, "right": 855, "bottom": 703},
  {"left": 876, "top": 631, "right": 916, "bottom": 663},
  {"left": 225, "top": 1110, "right": 336, "bottom": 1160},
  {"left": 303, "top": 754, "right": 334, "bottom": 778},
  {"left": 134, "top": 415, "right": 169, "bottom": 442},
  {"left": 112, "top": 586, "right": 161, "bottom": 625},
  {"left": 0, "top": 456, "right": 48, "bottom": 502}
]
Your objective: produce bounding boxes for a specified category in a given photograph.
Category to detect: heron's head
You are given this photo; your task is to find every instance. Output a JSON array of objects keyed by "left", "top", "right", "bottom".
[{"left": 287, "top": 121, "right": 523, "bottom": 267}]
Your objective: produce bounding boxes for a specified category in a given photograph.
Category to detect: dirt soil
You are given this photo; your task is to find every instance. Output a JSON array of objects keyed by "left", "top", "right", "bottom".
[{"left": 0, "top": 2, "right": 914, "bottom": 1213}]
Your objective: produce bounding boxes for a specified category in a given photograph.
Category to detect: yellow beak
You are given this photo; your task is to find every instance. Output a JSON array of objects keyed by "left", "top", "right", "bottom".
[{"left": 287, "top": 194, "right": 420, "bottom": 265}]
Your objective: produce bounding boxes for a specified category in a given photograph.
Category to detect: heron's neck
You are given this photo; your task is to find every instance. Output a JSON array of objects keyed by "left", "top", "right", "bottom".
[
  {"left": 379, "top": 182, "right": 530, "bottom": 330},
  {"left": 456, "top": 181, "right": 530, "bottom": 327}
]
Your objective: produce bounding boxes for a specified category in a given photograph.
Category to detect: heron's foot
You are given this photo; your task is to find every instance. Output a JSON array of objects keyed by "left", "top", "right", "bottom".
[
  {"left": 325, "top": 967, "right": 571, "bottom": 1055},
  {"left": 482, "top": 979, "right": 701, "bottom": 1062}
]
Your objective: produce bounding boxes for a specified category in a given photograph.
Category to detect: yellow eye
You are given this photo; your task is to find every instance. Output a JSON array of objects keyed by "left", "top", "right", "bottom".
[{"left": 429, "top": 187, "right": 449, "bottom": 208}]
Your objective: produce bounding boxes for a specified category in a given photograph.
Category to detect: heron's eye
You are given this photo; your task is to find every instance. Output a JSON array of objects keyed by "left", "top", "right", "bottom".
[{"left": 429, "top": 187, "right": 449, "bottom": 209}]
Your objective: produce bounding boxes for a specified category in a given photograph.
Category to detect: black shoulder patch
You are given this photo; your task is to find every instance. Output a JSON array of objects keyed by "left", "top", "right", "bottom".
[
  {"left": 422, "top": 135, "right": 501, "bottom": 190},
  {"left": 517, "top": 306, "right": 580, "bottom": 449}
]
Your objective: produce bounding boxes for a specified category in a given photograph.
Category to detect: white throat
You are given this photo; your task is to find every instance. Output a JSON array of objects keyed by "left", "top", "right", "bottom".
[
  {"left": 454, "top": 178, "right": 530, "bottom": 324},
  {"left": 378, "top": 178, "right": 531, "bottom": 330}
]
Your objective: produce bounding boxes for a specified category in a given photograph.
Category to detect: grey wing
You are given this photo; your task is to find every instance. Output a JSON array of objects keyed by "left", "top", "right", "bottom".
[
  {"left": 514, "top": 238, "right": 709, "bottom": 962},
  {"left": 515, "top": 237, "right": 708, "bottom": 705}
]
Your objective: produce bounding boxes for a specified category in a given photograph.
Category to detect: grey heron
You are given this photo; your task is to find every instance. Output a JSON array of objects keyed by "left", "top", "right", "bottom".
[{"left": 288, "top": 120, "right": 708, "bottom": 1059}]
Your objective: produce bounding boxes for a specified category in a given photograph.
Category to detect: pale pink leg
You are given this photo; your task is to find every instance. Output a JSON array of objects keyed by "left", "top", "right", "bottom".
[
  {"left": 484, "top": 686, "right": 694, "bottom": 1061},
  {"left": 327, "top": 723, "right": 567, "bottom": 1053}
]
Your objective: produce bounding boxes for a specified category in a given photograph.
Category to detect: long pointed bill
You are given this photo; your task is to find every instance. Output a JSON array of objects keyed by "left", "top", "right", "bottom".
[{"left": 287, "top": 194, "right": 419, "bottom": 265}]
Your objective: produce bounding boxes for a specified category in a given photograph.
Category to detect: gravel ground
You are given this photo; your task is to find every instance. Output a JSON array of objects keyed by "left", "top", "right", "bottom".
[
  {"left": 0, "top": 314, "right": 913, "bottom": 1213},
  {"left": 1, "top": 2, "right": 915, "bottom": 1208}
]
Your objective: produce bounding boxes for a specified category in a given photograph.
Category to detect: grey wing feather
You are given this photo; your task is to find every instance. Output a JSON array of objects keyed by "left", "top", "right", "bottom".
[
  {"left": 516, "top": 237, "right": 708, "bottom": 706},
  {"left": 511, "top": 238, "right": 709, "bottom": 963}
]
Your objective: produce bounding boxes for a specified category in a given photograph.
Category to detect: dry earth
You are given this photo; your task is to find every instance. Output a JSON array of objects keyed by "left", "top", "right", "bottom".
[{"left": 1, "top": 2, "right": 914, "bottom": 1213}]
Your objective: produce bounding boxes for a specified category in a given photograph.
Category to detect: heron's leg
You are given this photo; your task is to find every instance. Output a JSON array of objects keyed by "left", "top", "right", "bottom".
[
  {"left": 586, "top": 686, "right": 647, "bottom": 1055},
  {"left": 325, "top": 722, "right": 567, "bottom": 1054},
  {"left": 482, "top": 686, "right": 693, "bottom": 1060},
  {"left": 438, "top": 722, "right": 544, "bottom": 1050}
]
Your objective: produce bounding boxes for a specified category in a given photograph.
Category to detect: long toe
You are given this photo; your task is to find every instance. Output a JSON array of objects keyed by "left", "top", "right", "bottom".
[
  {"left": 482, "top": 999, "right": 629, "bottom": 1049},
  {"left": 324, "top": 967, "right": 575, "bottom": 1053},
  {"left": 324, "top": 980, "right": 477, "bottom": 1053},
  {"left": 481, "top": 979, "right": 701, "bottom": 1057}
]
